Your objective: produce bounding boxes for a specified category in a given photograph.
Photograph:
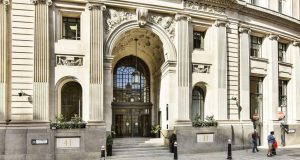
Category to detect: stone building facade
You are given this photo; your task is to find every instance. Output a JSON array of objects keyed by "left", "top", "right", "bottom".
[{"left": 0, "top": 0, "right": 300, "bottom": 159}]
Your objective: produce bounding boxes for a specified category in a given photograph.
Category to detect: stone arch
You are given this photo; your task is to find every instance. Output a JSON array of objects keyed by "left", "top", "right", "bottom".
[
  {"left": 191, "top": 82, "right": 208, "bottom": 120},
  {"left": 105, "top": 20, "right": 177, "bottom": 62},
  {"left": 55, "top": 76, "right": 83, "bottom": 119}
]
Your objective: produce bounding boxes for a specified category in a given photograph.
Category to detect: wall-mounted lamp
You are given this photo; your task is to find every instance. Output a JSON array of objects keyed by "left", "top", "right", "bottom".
[{"left": 18, "top": 90, "right": 33, "bottom": 103}]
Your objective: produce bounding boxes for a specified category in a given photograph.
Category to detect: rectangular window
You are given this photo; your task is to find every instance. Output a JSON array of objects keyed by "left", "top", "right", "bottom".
[
  {"left": 250, "top": 36, "right": 262, "bottom": 58},
  {"left": 278, "top": 0, "right": 286, "bottom": 14},
  {"left": 250, "top": 77, "right": 263, "bottom": 120},
  {"left": 193, "top": 31, "right": 205, "bottom": 49},
  {"left": 279, "top": 80, "right": 288, "bottom": 113},
  {"left": 62, "top": 17, "right": 80, "bottom": 40},
  {"left": 278, "top": 42, "right": 287, "bottom": 62}
]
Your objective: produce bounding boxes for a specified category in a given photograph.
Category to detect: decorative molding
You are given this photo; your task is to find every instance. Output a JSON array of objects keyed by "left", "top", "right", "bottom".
[
  {"left": 192, "top": 63, "right": 211, "bottom": 73},
  {"left": 175, "top": 14, "right": 191, "bottom": 22},
  {"left": 184, "top": 0, "right": 226, "bottom": 15},
  {"left": 136, "top": 7, "right": 148, "bottom": 27},
  {"left": 30, "top": 0, "right": 52, "bottom": 6},
  {"left": 104, "top": 8, "right": 135, "bottom": 34},
  {"left": 239, "top": 26, "right": 251, "bottom": 34},
  {"left": 268, "top": 34, "right": 280, "bottom": 41},
  {"left": 88, "top": 3, "right": 106, "bottom": 10},
  {"left": 293, "top": 41, "right": 300, "bottom": 47},
  {"left": 214, "top": 20, "right": 228, "bottom": 27},
  {"left": 56, "top": 55, "right": 83, "bottom": 66}
]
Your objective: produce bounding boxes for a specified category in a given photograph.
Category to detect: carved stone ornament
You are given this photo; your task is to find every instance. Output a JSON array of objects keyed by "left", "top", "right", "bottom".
[
  {"left": 136, "top": 7, "right": 148, "bottom": 27},
  {"left": 184, "top": 0, "right": 226, "bottom": 15},
  {"left": 104, "top": 8, "right": 135, "bottom": 33},
  {"left": 293, "top": 41, "right": 300, "bottom": 47},
  {"left": 192, "top": 63, "right": 211, "bottom": 73},
  {"left": 238, "top": 26, "right": 251, "bottom": 34},
  {"left": 30, "top": 0, "right": 52, "bottom": 6},
  {"left": 1, "top": 0, "right": 10, "bottom": 10},
  {"left": 88, "top": 3, "right": 106, "bottom": 10},
  {"left": 175, "top": 14, "right": 191, "bottom": 22},
  {"left": 56, "top": 55, "right": 83, "bottom": 66},
  {"left": 148, "top": 13, "right": 176, "bottom": 40},
  {"left": 268, "top": 34, "right": 280, "bottom": 41},
  {"left": 214, "top": 20, "right": 228, "bottom": 27}
]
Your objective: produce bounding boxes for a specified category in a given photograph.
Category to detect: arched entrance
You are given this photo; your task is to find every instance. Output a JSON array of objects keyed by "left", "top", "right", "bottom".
[
  {"left": 112, "top": 55, "right": 151, "bottom": 137},
  {"left": 61, "top": 81, "right": 82, "bottom": 121}
]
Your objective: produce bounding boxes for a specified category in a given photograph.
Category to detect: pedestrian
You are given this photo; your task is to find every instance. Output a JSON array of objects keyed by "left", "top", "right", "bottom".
[
  {"left": 267, "top": 131, "right": 276, "bottom": 157},
  {"left": 252, "top": 130, "right": 259, "bottom": 153}
]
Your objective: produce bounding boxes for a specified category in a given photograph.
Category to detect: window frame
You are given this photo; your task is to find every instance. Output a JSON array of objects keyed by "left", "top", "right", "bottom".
[
  {"left": 250, "top": 35, "right": 263, "bottom": 58},
  {"left": 278, "top": 42, "right": 287, "bottom": 62},
  {"left": 62, "top": 16, "right": 81, "bottom": 40},
  {"left": 193, "top": 31, "right": 205, "bottom": 50}
]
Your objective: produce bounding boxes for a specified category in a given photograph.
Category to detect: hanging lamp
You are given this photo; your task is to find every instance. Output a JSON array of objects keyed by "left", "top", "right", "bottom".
[{"left": 132, "top": 39, "right": 140, "bottom": 85}]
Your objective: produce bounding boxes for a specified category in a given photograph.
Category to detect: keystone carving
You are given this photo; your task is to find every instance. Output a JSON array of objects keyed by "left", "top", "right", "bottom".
[{"left": 136, "top": 7, "right": 148, "bottom": 27}]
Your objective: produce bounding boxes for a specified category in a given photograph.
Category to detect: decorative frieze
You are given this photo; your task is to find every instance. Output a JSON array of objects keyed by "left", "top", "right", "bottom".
[
  {"left": 56, "top": 55, "right": 83, "bottom": 66},
  {"left": 148, "top": 14, "right": 175, "bottom": 39},
  {"left": 184, "top": 0, "right": 226, "bottom": 15},
  {"left": 192, "top": 63, "right": 211, "bottom": 73}
]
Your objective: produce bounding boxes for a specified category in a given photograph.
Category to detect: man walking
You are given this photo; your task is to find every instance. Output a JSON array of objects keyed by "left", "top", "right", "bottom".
[
  {"left": 252, "top": 130, "right": 259, "bottom": 153},
  {"left": 267, "top": 131, "right": 276, "bottom": 157}
]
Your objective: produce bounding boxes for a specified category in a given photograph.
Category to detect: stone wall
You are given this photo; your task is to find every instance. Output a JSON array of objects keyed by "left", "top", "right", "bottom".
[{"left": 0, "top": 127, "right": 106, "bottom": 160}]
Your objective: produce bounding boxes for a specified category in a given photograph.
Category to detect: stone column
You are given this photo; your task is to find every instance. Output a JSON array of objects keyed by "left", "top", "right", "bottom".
[
  {"left": 291, "top": 41, "right": 300, "bottom": 121},
  {"left": 104, "top": 56, "right": 113, "bottom": 130},
  {"left": 32, "top": 0, "right": 52, "bottom": 121},
  {"left": 88, "top": 3, "right": 106, "bottom": 125},
  {"left": 174, "top": 14, "right": 192, "bottom": 126},
  {"left": 239, "top": 26, "right": 251, "bottom": 121},
  {"left": 214, "top": 20, "right": 228, "bottom": 120},
  {"left": 0, "top": 0, "right": 9, "bottom": 121}
]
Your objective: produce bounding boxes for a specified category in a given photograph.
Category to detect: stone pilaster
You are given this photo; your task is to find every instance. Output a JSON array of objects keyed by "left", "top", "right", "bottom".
[
  {"left": 239, "top": 26, "right": 251, "bottom": 121},
  {"left": 0, "top": 0, "right": 9, "bottom": 121},
  {"left": 292, "top": 41, "right": 300, "bottom": 121},
  {"left": 174, "top": 14, "right": 192, "bottom": 126},
  {"left": 32, "top": 0, "right": 52, "bottom": 121},
  {"left": 104, "top": 56, "right": 113, "bottom": 130},
  {"left": 214, "top": 20, "right": 228, "bottom": 120},
  {"left": 88, "top": 3, "right": 106, "bottom": 125}
]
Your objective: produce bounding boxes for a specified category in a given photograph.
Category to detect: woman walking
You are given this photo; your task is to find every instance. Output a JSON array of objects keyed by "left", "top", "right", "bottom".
[{"left": 267, "top": 131, "right": 276, "bottom": 157}]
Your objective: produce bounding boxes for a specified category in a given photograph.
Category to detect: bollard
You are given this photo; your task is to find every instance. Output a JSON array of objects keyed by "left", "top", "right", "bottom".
[
  {"left": 100, "top": 146, "right": 105, "bottom": 160},
  {"left": 227, "top": 139, "right": 232, "bottom": 160},
  {"left": 174, "top": 141, "right": 178, "bottom": 160}
]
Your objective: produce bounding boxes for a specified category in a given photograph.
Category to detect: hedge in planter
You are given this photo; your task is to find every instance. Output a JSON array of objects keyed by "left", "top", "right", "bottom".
[
  {"left": 50, "top": 114, "right": 86, "bottom": 129},
  {"left": 192, "top": 115, "right": 218, "bottom": 127}
]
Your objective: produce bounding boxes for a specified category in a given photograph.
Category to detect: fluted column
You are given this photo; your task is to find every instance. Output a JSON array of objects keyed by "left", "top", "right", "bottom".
[
  {"left": 174, "top": 14, "right": 192, "bottom": 126},
  {"left": 214, "top": 20, "right": 228, "bottom": 120},
  {"left": 32, "top": 0, "right": 52, "bottom": 121},
  {"left": 104, "top": 56, "right": 113, "bottom": 130},
  {"left": 88, "top": 3, "right": 106, "bottom": 125},
  {"left": 0, "top": 0, "right": 9, "bottom": 121},
  {"left": 292, "top": 41, "right": 300, "bottom": 121},
  {"left": 239, "top": 26, "right": 251, "bottom": 121}
]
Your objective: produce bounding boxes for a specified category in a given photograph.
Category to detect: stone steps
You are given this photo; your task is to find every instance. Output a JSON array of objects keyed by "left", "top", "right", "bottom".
[{"left": 107, "top": 138, "right": 172, "bottom": 159}]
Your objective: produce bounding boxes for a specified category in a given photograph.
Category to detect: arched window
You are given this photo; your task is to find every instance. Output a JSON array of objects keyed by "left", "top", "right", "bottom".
[
  {"left": 113, "top": 55, "right": 150, "bottom": 103},
  {"left": 191, "top": 87, "right": 205, "bottom": 120},
  {"left": 61, "top": 81, "right": 82, "bottom": 121}
]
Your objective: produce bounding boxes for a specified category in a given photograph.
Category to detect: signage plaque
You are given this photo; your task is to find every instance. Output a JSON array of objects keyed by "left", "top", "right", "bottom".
[
  {"left": 56, "top": 137, "right": 80, "bottom": 148},
  {"left": 31, "top": 139, "right": 48, "bottom": 145}
]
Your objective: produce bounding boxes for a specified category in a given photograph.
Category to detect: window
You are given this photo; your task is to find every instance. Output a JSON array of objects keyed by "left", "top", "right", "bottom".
[
  {"left": 61, "top": 81, "right": 82, "bottom": 121},
  {"left": 193, "top": 31, "right": 205, "bottom": 49},
  {"left": 278, "top": 42, "right": 287, "bottom": 62},
  {"left": 62, "top": 17, "right": 80, "bottom": 40},
  {"left": 279, "top": 80, "right": 288, "bottom": 114},
  {"left": 250, "top": 36, "right": 262, "bottom": 58},
  {"left": 250, "top": 77, "right": 263, "bottom": 120},
  {"left": 191, "top": 87, "right": 205, "bottom": 120},
  {"left": 278, "top": 0, "right": 286, "bottom": 14},
  {"left": 251, "top": 0, "right": 260, "bottom": 5}
]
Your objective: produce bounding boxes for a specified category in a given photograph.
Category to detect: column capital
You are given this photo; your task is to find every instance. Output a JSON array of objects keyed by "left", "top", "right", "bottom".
[
  {"left": 293, "top": 41, "right": 300, "bottom": 47},
  {"left": 30, "top": 0, "right": 52, "bottom": 6},
  {"left": 175, "top": 14, "right": 191, "bottom": 22},
  {"left": 239, "top": 25, "right": 251, "bottom": 34},
  {"left": 214, "top": 19, "right": 229, "bottom": 27},
  {"left": 88, "top": 3, "right": 106, "bottom": 11},
  {"left": 1, "top": 0, "right": 10, "bottom": 10},
  {"left": 268, "top": 34, "right": 280, "bottom": 41}
]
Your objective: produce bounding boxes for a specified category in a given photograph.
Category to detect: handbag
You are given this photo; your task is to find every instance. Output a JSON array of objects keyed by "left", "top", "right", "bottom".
[{"left": 273, "top": 140, "right": 278, "bottom": 149}]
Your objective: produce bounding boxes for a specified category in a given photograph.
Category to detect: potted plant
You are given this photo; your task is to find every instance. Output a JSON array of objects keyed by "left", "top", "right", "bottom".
[
  {"left": 168, "top": 133, "right": 176, "bottom": 153},
  {"left": 106, "top": 135, "right": 113, "bottom": 156},
  {"left": 150, "top": 124, "right": 161, "bottom": 138}
]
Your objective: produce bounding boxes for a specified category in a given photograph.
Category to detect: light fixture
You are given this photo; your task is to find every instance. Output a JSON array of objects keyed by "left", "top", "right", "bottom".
[
  {"left": 132, "top": 38, "right": 140, "bottom": 85},
  {"left": 18, "top": 90, "right": 33, "bottom": 103}
]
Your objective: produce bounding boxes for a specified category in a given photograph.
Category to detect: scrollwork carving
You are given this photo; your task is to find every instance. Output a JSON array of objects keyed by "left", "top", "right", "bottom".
[
  {"left": 148, "top": 14, "right": 175, "bottom": 39},
  {"left": 239, "top": 26, "right": 251, "bottom": 34},
  {"left": 104, "top": 9, "right": 135, "bottom": 34},
  {"left": 184, "top": 0, "right": 226, "bottom": 15},
  {"left": 136, "top": 7, "right": 148, "bottom": 27},
  {"left": 88, "top": 3, "right": 106, "bottom": 10},
  {"left": 30, "top": 0, "right": 52, "bottom": 6}
]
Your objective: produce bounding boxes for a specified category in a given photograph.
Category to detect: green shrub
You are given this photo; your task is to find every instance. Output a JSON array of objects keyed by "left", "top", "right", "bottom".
[
  {"left": 192, "top": 115, "right": 218, "bottom": 127},
  {"left": 168, "top": 133, "right": 177, "bottom": 143},
  {"left": 150, "top": 124, "right": 161, "bottom": 134},
  {"left": 50, "top": 114, "right": 86, "bottom": 129}
]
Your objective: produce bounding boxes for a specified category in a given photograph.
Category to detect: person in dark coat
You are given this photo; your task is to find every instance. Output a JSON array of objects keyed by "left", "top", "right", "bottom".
[{"left": 252, "top": 130, "right": 259, "bottom": 153}]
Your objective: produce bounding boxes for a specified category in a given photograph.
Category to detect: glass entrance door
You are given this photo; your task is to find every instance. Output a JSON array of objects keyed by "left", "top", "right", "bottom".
[{"left": 113, "top": 108, "right": 150, "bottom": 137}]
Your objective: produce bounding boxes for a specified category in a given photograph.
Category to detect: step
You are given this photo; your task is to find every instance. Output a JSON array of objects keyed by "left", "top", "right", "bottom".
[
  {"left": 107, "top": 152, "right": 173, "bottom": 159},
  {"left": 113, "top": 146, "right": 168, "bottom": 152},
  {"left": 113, "top": 149, "right": 169, "bottom": 156},
  {"left": 113, "top": 144, "right": 165, "bottom": 149}
]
